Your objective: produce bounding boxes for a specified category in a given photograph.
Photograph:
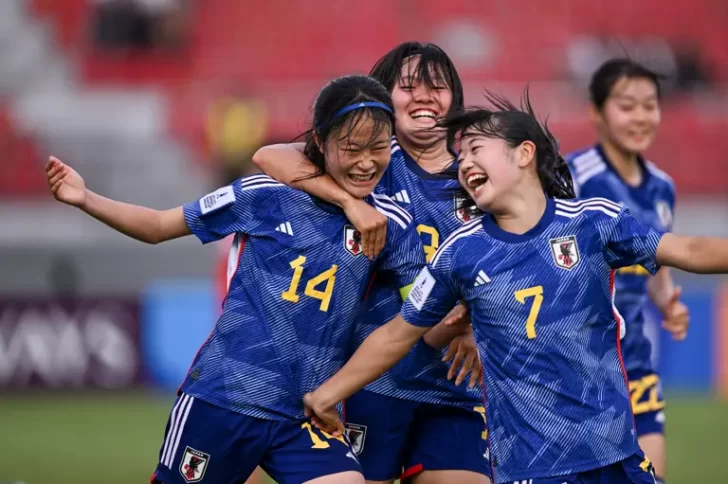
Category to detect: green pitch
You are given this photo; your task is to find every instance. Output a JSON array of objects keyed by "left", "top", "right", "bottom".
[{"left": 0, "top": 391, "right": 726, "bottom": 483}]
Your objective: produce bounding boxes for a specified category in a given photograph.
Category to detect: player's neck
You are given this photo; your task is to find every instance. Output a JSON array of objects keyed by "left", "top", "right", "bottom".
[
  {"left": 399, "top": 136, "right": 453, "bottom": 174},
  {"left": 601, "top": 139, "right": 643, "bottom": 187},
  {"left": 494, "top": 186, "right": 548, "bottom": 235}
]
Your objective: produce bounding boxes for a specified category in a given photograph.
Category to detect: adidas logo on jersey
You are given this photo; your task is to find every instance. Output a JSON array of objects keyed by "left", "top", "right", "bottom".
[
  {"left": 275, "top": 222, "right": 294, "bottom": 236},
  {"left": 474, "top": 270, "right": 491, "bottom": 287},
  {"left": 393, "top": 190, "right": 411, "bottom": 204}
]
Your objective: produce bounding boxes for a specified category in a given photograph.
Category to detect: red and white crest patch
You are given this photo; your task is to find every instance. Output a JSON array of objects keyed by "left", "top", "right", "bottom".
[
  {"left": 549, "top": 235, "right": 580, "bottom": 270},
  {"left": 344, "top": 225, "right": 363, "bottom": 256},
  {"left": 179, "top": 447, "right": 210, "bottom": 483}
]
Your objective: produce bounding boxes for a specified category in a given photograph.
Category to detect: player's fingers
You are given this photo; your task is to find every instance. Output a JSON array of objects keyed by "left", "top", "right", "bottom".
[
  {"left": 46, "top": 163, "right": 62, "bottom": 180},
  {"left": 51, "top": 180, "right": 64, "bottom": 194},
  {"left": 442, "top": 341, "right": 458, "bottom": 363},
  {"left": 455, "top": 353, "right": 475, "bottom": 386},
  {"left": 448, "top": 348, "right": 465, "bottom": 381},
  {"left": 48, "top": 171, "right": 65, "bottom": 187},
  {"left": 373, "top": 223, "right": 386, "bottom": 258},
  {"left": 361, "top": 226, "right": 375, "bottom": 260}
]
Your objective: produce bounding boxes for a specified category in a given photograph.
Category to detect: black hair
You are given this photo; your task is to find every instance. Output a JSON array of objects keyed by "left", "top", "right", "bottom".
[
  {"left": 589, "top": 58, "right": 663, "bottom": 110},
  {"left": 369, "top": 41, "right": 465, "bottom": 117},
  {"left": 440, "top": 89, "right": 575, "bottom": 210},
  {"left": 301, "top": 75, "right": 395, "bottom": 177}
]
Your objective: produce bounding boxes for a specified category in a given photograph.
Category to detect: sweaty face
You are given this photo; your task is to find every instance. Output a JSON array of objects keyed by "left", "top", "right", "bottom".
[
  {"left": 323, "top": 112, "right": 391, "bottom": 199},
  {"left": 457, "top": 132, "right": 520, "bottom": 213},
  {"left": 598, "top": 77, "right": 661, "bottom": 155},
  {"left": 391, "top": 56, "right": 453, "bottom": 144}
]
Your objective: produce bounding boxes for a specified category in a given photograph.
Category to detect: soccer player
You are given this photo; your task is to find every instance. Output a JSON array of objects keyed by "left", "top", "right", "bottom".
[
  {"left": 302, "top": 94, "right": 728, "bottom": 484},
  {"left": 567, "top": 59, "right": 686, "bottom": 483},
  {"left": 45, "top": 75, "right": 427, "bottom": 484},
  {"left": 253, "top": 42, "right": 491, "bottom": 484}
]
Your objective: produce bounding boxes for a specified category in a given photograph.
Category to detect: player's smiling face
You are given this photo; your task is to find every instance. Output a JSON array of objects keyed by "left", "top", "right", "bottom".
[
  {"left": 324, "top": 112, "right": 392, "bottom": 199},
  {"left": 391, "top": 56, "right": 453, "bottom": 144},
  {"left": 597, "top": 76, "right": 661, "bottom": 155},
  {"left": 457, "top": 130, "right": 523, "bottom": 213}
]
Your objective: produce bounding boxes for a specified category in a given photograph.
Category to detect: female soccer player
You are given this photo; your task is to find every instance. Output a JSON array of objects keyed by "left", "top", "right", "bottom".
[
  {"left": 302, "top": 94, "right": 728, "bottom": 484},
  {"left": 253, "top": 42, "right": 491, "bottom": 484},
  {"left": 567, "top": 59, "right": 686, "bottom": 483},
  {"left": 45, "top": 75, "right": 427, "bottom": 484}
]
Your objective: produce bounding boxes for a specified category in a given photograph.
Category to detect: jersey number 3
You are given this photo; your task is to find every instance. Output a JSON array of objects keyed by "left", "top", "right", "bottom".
[
  {"left": 282, "top": 255, "right": 338, "bottom": 312},
  {"left": 514, "top": 285, "right": 544, "bottom": 339}
]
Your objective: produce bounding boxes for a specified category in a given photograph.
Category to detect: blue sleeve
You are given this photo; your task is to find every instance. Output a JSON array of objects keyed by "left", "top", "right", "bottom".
[
  {"left": 183, "top": 175, "right": 282, "bottom": 244},
  {"left": 602, "top": 206, "right": 666, "bottom": 274},
  {"left": 378, "top": 218, "right": 427, "bottom": 290},
  {"left": 400, "top": 248, "right": 460, "bottom": 328}
]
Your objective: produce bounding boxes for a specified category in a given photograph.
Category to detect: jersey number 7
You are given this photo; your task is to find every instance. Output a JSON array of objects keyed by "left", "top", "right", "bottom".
[{"left": 514, "top": 285, "right": 544, "bottom": 339}]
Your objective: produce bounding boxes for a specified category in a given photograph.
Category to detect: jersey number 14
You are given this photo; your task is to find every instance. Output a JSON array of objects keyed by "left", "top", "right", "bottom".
[{"left": 281, "top": 255, "right": 338, "bottom": 312}]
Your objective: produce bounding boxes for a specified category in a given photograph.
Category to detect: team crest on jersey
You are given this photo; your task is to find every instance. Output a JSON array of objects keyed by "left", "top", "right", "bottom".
[
  {"left": 345, "top": 423, "right": 367, "bottom": 455},
  {"left": 655, "top": 201, "right": 673, "bottom": 229},
  {"left": 179, "top": 447, "right": 210, "bottom": 483},
  {"left": 344, "top": 225, "right": 363, "bottom": 256},
  {"left": 549, "top": 235, "right": 580, "bottom": 270},
  {"left": 455, "top": 196, "right": 479, "bottom": 223}
]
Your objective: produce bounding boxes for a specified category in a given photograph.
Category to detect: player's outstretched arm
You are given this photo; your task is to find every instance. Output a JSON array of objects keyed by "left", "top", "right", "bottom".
[
  {"left": 656, "top": 233, "right": 728, "bottom": 274},
  {"left": 304, "top": 314, "right": 428, "bottom": 435},
  {"left": 46, "top": 156, "right": 190, "bottom": 244}
]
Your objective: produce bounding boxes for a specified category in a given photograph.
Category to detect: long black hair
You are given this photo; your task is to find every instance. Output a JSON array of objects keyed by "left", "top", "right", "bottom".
[
  {"left": 369, "top": 41, "right": 465, "bottom": 117},
  {"left": 300, "top": 75, "right": 395, "bottom": 178},
  {"left": 440, "top": 89, "right": 575, "bottom": 209},
  {"left": 589, "top": 58, "right": 663, "bottom": 110}
]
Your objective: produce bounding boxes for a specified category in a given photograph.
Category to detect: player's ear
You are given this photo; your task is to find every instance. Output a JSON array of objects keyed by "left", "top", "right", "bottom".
[
  {"left": 516, "top": 140, "right": 536, "bottom": 168},
  {"left": 313, "top": 133, "right": 324, "bottom": 154},
  {"left": 588, "top": 103, "right": 602, "bottom": 128}
]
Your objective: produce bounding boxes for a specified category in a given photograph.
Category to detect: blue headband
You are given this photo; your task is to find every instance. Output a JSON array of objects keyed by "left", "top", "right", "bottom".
[{"left": 317, "top": 101, "right": 393, "bottom": 130}]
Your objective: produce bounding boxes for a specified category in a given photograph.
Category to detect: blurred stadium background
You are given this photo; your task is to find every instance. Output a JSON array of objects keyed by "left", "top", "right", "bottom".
[{"left": 0, "top": 0, "right": 726, "bottom": 483}]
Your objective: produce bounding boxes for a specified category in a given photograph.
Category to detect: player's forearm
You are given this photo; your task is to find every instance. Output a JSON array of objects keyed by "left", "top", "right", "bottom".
[
  {"left": 658, "top": 234, "right": 728, "bottom": 274},
  {"left": 81, "top": 190, "right": 188, "bottom": 244},
  {"left": 315, "top": 315, "right": 427, "bottom": 408},
  {"left": 252, "top": 144, "right": 356, "bottom": 208},
  {"left": 423, "top": 320, "right": 469, "bottom": 349},
  {"left": 648, "top": 268, "right": 677, "bottom": 312}
]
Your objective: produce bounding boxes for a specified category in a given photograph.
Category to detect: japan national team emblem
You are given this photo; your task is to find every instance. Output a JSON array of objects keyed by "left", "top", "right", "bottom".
[
  {"left": 549, "top": 235, "right": 580, "bottom": 270},
  {"left": 455, "top": 196, "right": 479, "bottom": 223},
  {"left": 179, "top": 447, "right": 210, "bottom": 483},
  {"left": 344, "top": 225, "right": 363, "bottom": 256},
  {"left": 345, "top": 423, "right": 367, "bottom": 455}
]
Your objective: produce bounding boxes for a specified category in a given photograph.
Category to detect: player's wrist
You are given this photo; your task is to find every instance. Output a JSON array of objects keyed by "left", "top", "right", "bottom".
[{"left": 337, "top": 193, "right": 359, "bottom": 211}]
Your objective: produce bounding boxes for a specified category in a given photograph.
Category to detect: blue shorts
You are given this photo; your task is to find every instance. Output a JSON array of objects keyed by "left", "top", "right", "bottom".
[
  {"left": 526, "top": 453, "right": 656, "bottom": 483},
  {"left": 150, "top": 393, "right": 362, "bottom": 484},
  {"left": 344, "top": 390, "right": 491, "bottom": 482},
  {"left": 627, "top": 369, "right": 665, "bottom": 437}
]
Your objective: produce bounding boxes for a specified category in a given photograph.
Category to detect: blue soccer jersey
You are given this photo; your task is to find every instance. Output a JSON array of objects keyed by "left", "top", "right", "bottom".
[
  {"left": 400, "top": 197, "right": 666, "bottom": 483},
  {"left": 180, "top": 174, "right": 426, "bottom": 421},
  {"left": 356, "top": 136, "right": 482, "bottom": 407},
  {"left": 567, "top": 145, "right": 676, "bottom": 373}
]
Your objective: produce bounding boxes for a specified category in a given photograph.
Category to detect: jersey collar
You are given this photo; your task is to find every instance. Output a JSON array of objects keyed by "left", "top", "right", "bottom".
[{"left": 480, "top": 198, "right": 555, "bottom": 243}]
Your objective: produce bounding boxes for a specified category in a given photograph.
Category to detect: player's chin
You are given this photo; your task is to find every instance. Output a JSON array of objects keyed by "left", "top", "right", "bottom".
[{"left": 344, "top": 178, "right": 379, "bottom": 199}]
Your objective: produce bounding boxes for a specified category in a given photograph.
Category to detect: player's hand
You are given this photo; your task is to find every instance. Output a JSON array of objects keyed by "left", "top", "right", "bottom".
[
  {"left": 441, "top": 304, "right": 469, "bottom": 328},
  {"left": 303, "top": 392, "right": 345, "bottom": 437},
  {"left": 661, "top": 286, "right": 689, "bottom": 341},
  {"left": 443, "top": 327, "right": 481, "bottom": 389},
  {"left": 46, "top": 156, "right": 87, "bottom": 208},
  {"left": 341, "top": 198, "right": 387, "bottom": 260}
]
